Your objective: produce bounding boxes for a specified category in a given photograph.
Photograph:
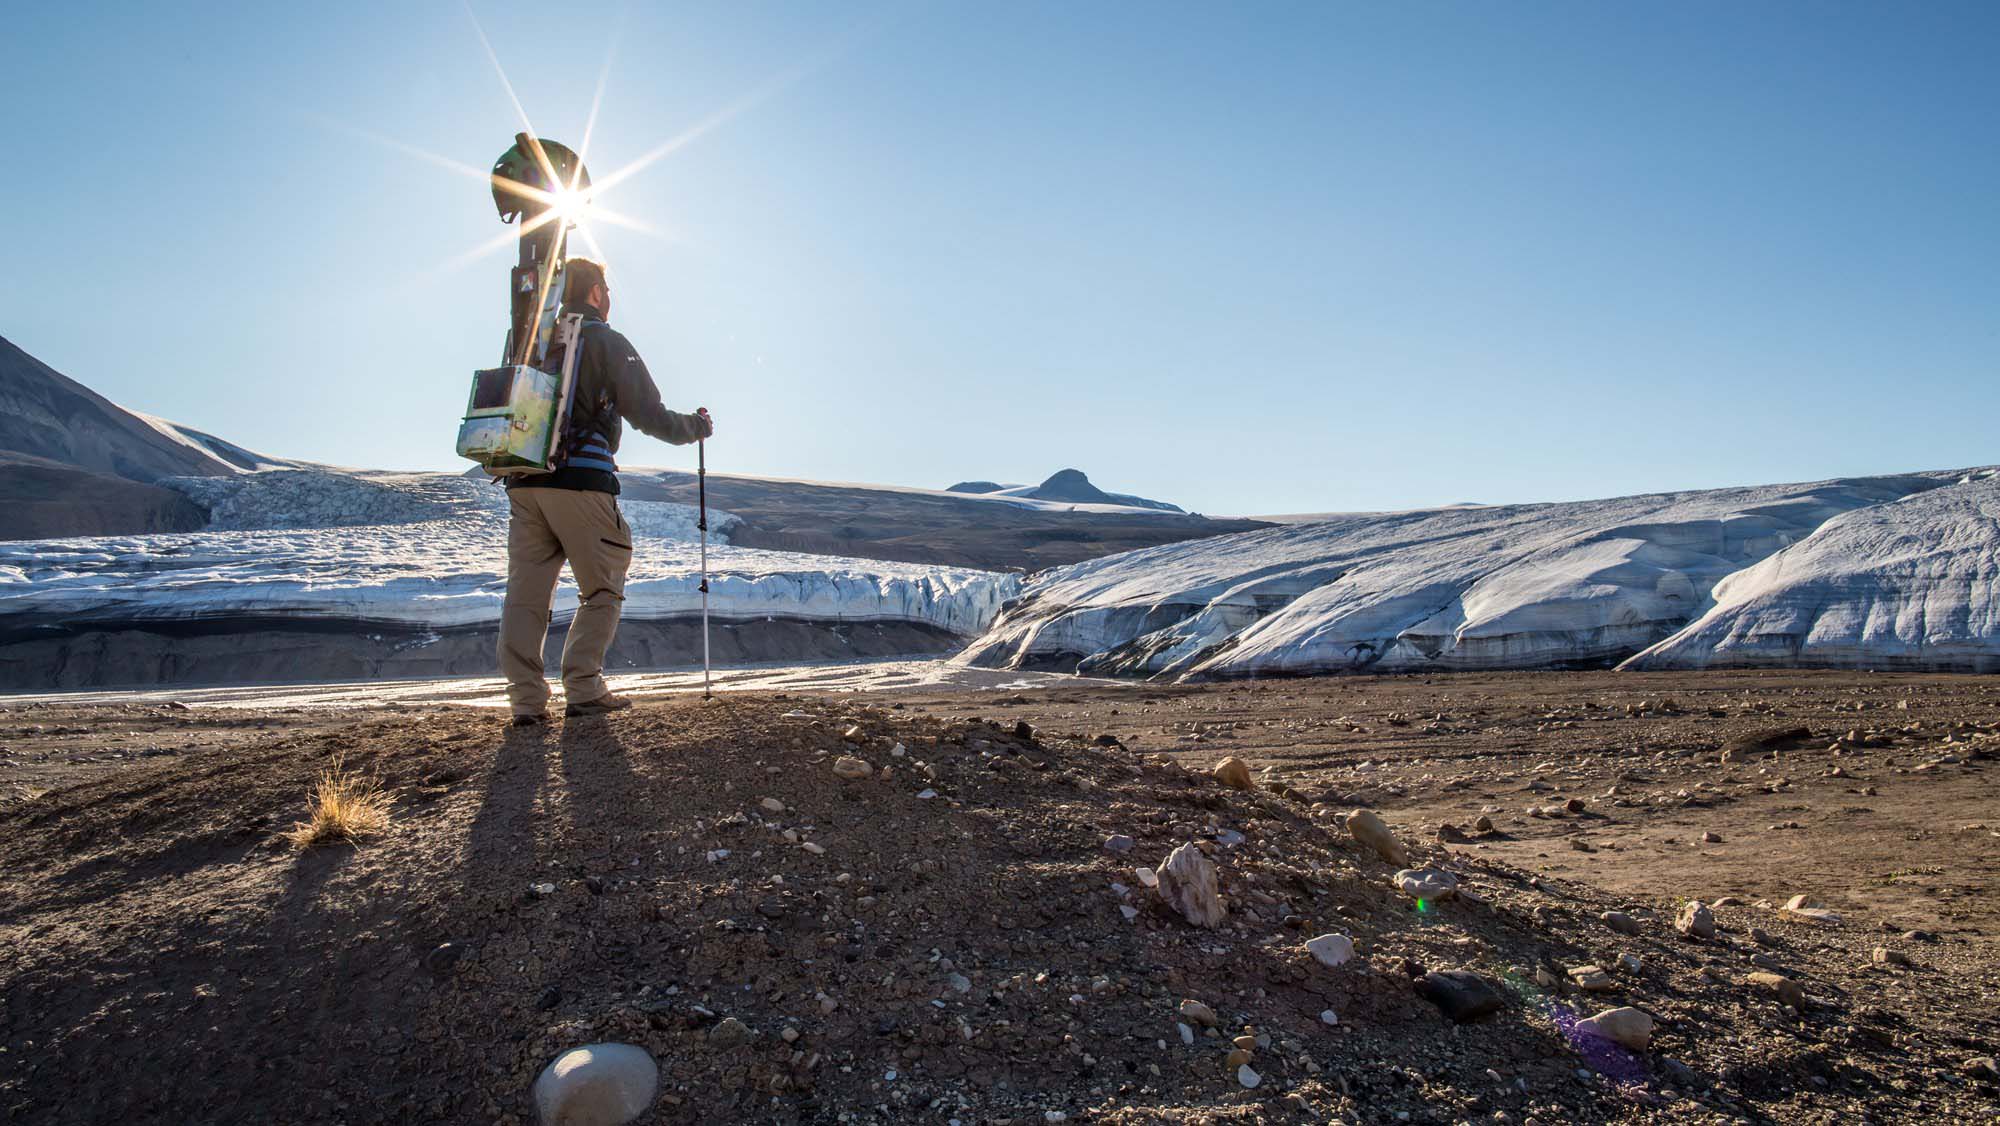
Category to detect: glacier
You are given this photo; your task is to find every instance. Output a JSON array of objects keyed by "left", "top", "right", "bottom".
[
  {"left": 0, "top": 468, "right": 1019, "bottom": 690},
  {"left": 958, "top": 468, "right": 2000, "bottom": 679},
  {"left": 1626, "top": 469, "right": 2000, "bottom": 671}
]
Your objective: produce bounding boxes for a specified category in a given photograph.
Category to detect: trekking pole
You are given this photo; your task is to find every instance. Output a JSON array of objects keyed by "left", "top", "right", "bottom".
[{"left": 697, "top": 410, "right": 711, "bottom": 700}]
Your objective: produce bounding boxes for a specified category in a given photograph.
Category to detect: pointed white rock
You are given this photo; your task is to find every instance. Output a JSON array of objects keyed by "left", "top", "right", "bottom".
[{"left": 1153, "top": 842, "right": 1227, "bottom": 928}]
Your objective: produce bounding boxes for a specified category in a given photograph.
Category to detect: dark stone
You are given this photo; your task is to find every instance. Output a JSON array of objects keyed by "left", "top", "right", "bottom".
[
  {"left": 1660, "top": 1057, "right": 1700, "bottom": 1089},
  {"left": 708, "top": 1017, "right": 752, "bottom": 1049},
  {"left": 423, "top": 942, "right": 464, "bottom": 976},
  {"left": 1013, "top": 720, "right": 1037, "bottom": 741},
  {"left": 1722, "top": 726, "right": 1813, "bottom": 756},
  {"left": 535, "top": 985, "right": 562, "bottom": 1010},
  {"left": 1415, "top": 970, "right": 1506, "bottom": 1023}
]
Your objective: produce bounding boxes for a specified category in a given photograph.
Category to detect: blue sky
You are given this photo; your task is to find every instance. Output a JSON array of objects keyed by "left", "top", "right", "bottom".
[{"left": 6, "top": 1, "right": 1995, "bottom": 515}]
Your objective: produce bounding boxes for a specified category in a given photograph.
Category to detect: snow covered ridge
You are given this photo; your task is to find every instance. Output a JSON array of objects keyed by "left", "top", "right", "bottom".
[
  {"left": 0, "top": 470, "right": 1016, "bottom": 643},
  {"left": 958, "top": 469, "right": 2000, "bottom": 678},
  {"left": 128, "top": 411, "right": 296, "bottom": 474}
]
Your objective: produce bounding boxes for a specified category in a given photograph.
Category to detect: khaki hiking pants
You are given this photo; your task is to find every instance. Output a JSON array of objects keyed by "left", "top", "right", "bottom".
[{"left": 498, "top": 487, "right": 634, "bottom": 715}]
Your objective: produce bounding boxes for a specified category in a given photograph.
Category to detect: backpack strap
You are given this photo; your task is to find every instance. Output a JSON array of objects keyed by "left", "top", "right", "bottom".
[{"left": 553, "top": 317, "right": 618, "bottom": 472}]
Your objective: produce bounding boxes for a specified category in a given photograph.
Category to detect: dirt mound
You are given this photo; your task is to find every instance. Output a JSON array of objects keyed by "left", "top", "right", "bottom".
[
  {"left": 0, "top": 452, "right": 209, "bottom": 540},
  {"left": 620, "top": 470, "right": 1245, "bottom": 571},
  {"left": 1, "top": 695, "right": 1994, "bottom": 1123}
]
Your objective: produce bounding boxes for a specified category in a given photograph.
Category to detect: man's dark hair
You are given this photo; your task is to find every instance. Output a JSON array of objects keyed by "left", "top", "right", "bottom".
[{"left": 563, "top": 257, "right": 607, "bottom": 306}]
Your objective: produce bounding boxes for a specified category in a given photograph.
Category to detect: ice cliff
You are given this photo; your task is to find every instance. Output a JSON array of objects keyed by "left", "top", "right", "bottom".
[
  {"left": 1626, "top": 469, "right": 2000, "bottom": 671},
  {"left": 0, "top": 470, "right": 1016, "bottom": 642},
  {"left": 959, "top": 469, "right": 2000, "bottom": 678}
]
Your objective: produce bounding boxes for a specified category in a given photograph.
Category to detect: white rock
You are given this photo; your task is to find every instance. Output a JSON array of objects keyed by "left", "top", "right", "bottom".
[
  {"left": 1568, "top": 965, "right": 1616, "bottom": 991},
  {"left": 1394, "top": 868, "right": 1460, "bottom": 901},
  {"left": 759, "top": 797, "right": 785, "bottom": 814},
  {"left": 1236, "top": 1063, "right": 1262, "bottom": 1089},
  {"left": 1346, "top": 809, "right": 1408, "bottom": 865},
  {"left": 832, "top": 756, "right": 872, "bottom": 780},
  {"left": 1575, "top": 1006, "right": 1654, "bottom": 1051},
  {"left": 1212, "top": 757, "right": 1254, "bottom": 790},
  {"left": 532, "top": 1043, "right": 658, "bottom": 1126},
  {"left": 1319, "top": 1009, "right": 1339, "bottom": 1026},
  {"left": 916, "top": 789, "right": 939, "bottom": 799},
  {"left": 1177, "top": 999, "right": 1218, "bottom": 1028},
  {"left": 1676, "top": 900, "right": 1716, "bottom": 939},
  {"left": 1306, "top": 933, "right": 1355, "bottom": 968},
  {"left": 1153, "top": 842, "right": 1228, "bottom": 928},
  {"left": 1779, "top": 896, "right": 1842, "bottom": 925}
]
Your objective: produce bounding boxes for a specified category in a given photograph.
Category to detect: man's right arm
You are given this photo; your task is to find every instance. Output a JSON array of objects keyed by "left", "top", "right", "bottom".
[{"left": 602, "top": 329, "right": 711, "bottom": 445}]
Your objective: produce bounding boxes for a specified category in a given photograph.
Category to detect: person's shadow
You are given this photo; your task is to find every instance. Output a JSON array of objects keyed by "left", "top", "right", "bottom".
[
  {"left": 465, "top": 721, "right": 556, "bottom": 893},
  {"left": 552, "top": 714, "right": 649, "bottom": 875}
]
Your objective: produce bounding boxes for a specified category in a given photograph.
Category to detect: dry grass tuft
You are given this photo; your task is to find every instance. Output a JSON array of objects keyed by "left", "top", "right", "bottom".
[{"left": 283, "top": 760, "right": 392, "bottom": 849}]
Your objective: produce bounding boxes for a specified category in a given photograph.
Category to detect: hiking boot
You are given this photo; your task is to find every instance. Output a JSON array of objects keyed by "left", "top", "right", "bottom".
[
  {"left": 510, "top": 711, "right": 549, "bottom": 728},
  {"left": 565, "top": 692, "right": 633, "bottom": 717}
]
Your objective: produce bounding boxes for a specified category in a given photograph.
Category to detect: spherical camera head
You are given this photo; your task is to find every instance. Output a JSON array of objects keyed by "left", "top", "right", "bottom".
[{"left": 490, "top": 133, "right": 592, "bottom": 224}]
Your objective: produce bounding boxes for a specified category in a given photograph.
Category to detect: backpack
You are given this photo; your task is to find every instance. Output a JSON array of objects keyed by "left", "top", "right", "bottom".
[{"left": 454, "top": 311, "right": 586, "bottom": 476}]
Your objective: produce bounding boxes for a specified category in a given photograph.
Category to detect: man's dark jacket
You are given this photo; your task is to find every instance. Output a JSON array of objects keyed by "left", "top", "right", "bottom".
[{"left": 507, "top": 302, "right": 708, "bottom": 494}]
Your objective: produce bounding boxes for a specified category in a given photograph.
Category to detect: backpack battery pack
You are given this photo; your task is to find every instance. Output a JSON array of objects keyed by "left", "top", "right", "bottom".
[
  {"left": 457, "top": 312, "right": 586, "bottom": 476},
  {"left": 455, "top": 364, "right": 563, "bottom": 473}
]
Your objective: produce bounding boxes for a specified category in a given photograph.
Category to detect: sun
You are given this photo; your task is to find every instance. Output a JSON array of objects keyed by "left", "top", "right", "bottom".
[
  {"left": 545, "top": 185, "right": 597, "bottom": 228},
  {"left": 331, "top": 0, "right": 862, "bottom": 286}
]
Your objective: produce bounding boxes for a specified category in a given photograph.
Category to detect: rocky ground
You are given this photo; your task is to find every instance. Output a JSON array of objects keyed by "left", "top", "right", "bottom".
[{"left": 0, "top": 670, "right": 1996, "bottom": 1124}]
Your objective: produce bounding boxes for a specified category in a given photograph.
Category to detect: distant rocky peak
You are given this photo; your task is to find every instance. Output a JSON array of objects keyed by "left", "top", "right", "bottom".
[{"left": 943, "top": 468, "right": 1185, "bottom": 513}]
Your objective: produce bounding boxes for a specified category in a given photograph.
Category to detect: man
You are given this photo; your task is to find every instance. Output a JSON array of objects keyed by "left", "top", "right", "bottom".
[{"left": 499, "top": 256, "right": 712, "bottom": 725}]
